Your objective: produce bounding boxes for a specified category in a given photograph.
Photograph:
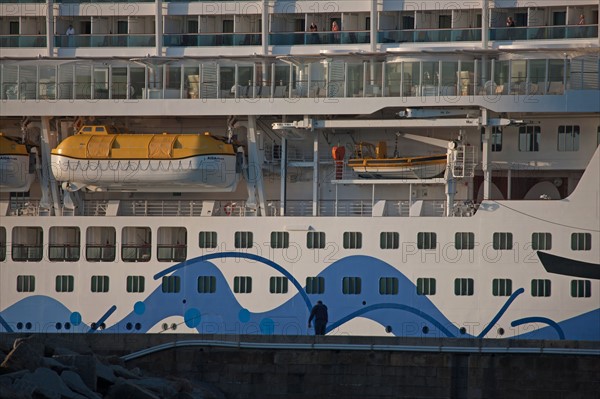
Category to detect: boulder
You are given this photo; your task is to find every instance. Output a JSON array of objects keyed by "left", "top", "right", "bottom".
[
  {"left": 111, "top": 364, "right": 142, "bottom": 380},
  {"left": 0, "top": 377, "right": 35, "bottom": 399},
  {"left": 134, "top": 377, "right": 178, "bottom": 398},
  {"left": 53, "top": 355, "right": 97, "bottom": 391},
  {"left": 105, "top": 378, "right": 161, "bottom": 399},
  {"left": 61, "top": 370, "right": 102, "bottom": 399},
  {"left": 21, "top": 367, "right": 87, "bottom": 399},
  {"left": 0, "top": 336, "right": 44, "bottom": 372}
]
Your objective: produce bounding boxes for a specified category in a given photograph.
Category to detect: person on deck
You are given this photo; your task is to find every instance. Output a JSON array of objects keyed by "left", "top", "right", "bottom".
[{"left": 308, "top": 300, "right": 328, "bottom": 336}]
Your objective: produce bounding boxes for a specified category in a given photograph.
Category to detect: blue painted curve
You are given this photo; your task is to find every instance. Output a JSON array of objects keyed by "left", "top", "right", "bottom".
[
  {"left": 477, "top": 288, "right": 525, "bottom": 338},
  {"left": 511, "top": 317, "right": 566, "bottom": 340}
]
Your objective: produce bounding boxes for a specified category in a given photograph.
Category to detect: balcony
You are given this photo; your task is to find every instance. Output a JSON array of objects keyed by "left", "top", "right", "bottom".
[
  {"left": 0, "top": 35, "right": 46, "bottom": 47},
  {"left": 54, "top": 34, "right": 155, "bottom": 48},
  {"left": 269, "top": 31, "right": 370, "bottom": 46},
  {"left": 378, "top": 28, "right": 482, "bottom": 44},
  {"left": 163, "top": 33, "right": 260, "bottom": 47},
  {"left": 490, "top": 25, "right": 598, "bottom": 41}
]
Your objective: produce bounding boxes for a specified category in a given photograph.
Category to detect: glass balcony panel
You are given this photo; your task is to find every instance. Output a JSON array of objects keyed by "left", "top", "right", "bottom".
[
  {"left": 55, "top": 34, "right": 154, "bottom": 48},
  {"left": 0, "top": 35, "right": 46, "bottom": 47},
  {"left": 164, "top": 33, "right": 260, "bottom": 47}
]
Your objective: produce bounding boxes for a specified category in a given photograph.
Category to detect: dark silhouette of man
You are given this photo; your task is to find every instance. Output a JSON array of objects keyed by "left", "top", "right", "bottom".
[{"left": 308, "top": 300, "right": 328, "bottom": 335}]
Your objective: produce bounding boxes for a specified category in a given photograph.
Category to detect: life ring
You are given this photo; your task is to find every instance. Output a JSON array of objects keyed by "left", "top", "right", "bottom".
[{"left": 224, "top": 203, "right": 235, "bottom": 216}]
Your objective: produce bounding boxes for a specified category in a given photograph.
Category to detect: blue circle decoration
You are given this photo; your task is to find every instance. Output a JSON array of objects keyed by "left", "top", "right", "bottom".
[
  {"left": 238, "top": 308, "right": 251, "bottom": 323},
  {"left": 134, "top": 301, "right": 146, "bottom": 315},
  {"left": 260, "top": 318, "right": 275, "bottom": 335},
  {"left": 184, "top": 308, "right": 201, "bottom": 328},
  {"left": 70, "top": 312, "right": 82, "bottom": 326}
]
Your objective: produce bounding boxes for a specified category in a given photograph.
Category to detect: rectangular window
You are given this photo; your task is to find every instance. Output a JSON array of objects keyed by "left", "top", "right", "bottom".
[
  {"left": 86, "top": 226, "right": 116, "bottom": 262},
  {"left": 234, "top": 232, "right": 253, "bottom": 248},
  {"left": 531, "top": 279, "right": 551, "bottom": 297},
  {"left": 481, "top": 126, "right": 502, "bottom": 152},
  {"left": 342, "top": 277, "right": 362, "bottom": 294},
  {"left": 0, "top": 227, "right": 6, "bottom": 262},
  {"left": 12, "top": 226, "right": 43, "bottom": 262},
  {"left": 234, "top": 276, "right": 252, "bottom": 293},
  {"left": 17, "top": 275, "right": 35, "bottom": 292},
  {"left": 417, "top": 232, "right": 437, "bottom": 249},
  {"left": 454, "top": 278, "right": 474, "bottom": 296},
  {"left": 162, "top": 276, "right": 181, "bottom": 293},
  {"left": 557, "top": 125, "right": 579, "bottom": 152},
  {"left": 531, "top": 232, "right": 552, "bottom": 250},
  {"left": 55, "top": 275, "right": 74, "bottom": 292},
  {"left": 126, "top": 276, "right": 145, "bottom": 293},
  {"left": 380, "top": 232, "right": 399, "bottom": 249},
  {"left": 269, "top": 276, "right": 289, "bottom": 293},
  {"left": 307, "top": 232, "right": 326, "bottom": 249},
  {"left": 343, "top": 232, "right": 362, "bottom": 249},
  {"left": 91, "top": 275, "right": 110, "bottom": 293},
  {"left": 455, "top": 232, "right": 475, "bottom": 250},
  {"left": 49, "top": 226, "right": 80, "bottom": 262},
  {"left": 121, "top": 226, "right": 151, "bottom": 262},
  {"left": 570, "top": 280, "right": 591, "bottom": 298},
  {"left": 270, "top": 232, "right": 289, "bottom": 249},
  {"left": 199, "top": 231, "right": 218, "bottom": 248},
  {"left": 379, "top": 277, "right": 399, "bottom": 295},
  {"left": 416, "top": 278, "right": 436, "bottom": 295},
  {"left": 493, "top": 232, "right": 513, "bottom": 250},
  {"left": 571, "top": 232, "right": 591, "bottom": 251},
  {"left": 306, "top": 277, "right": 325, "bottom": 294},
  {"left": 519, "top": 125, "right": 540, "bottom": 152},
  {"left": 197, "top": 276, "right": 216, "bottom": 294},
  {"left": 492, "top": 278, "right": 513, "bottom": 296},
  {"left": 157, "top": 227, "right": 187, "bottom": 262}
]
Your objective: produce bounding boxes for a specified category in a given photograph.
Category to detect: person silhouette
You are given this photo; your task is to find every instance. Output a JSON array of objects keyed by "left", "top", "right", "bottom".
[{"left": 308, "top": 300, "right": 328, "bottom": 335}]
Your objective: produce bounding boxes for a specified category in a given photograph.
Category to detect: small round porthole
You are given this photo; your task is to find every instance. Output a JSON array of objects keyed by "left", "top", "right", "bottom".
[
  {"left": 422, "top": 326, "right": 429, "bottom": 334},
  {"left": 385, "top": 325, "right": 393, "bottom": 333},
  {"left": 16, "top": 322, "right": 23, "bottom": 330},
  {"left": 25, "top": 322, "right": 32, "bottom": 330},
  {"left": 497, "top": 328, "right": 505, "bottom": 336},
  {"left": 459, "top": 327, "right": 467, "bottom": 335},
  {"left": 162, "top": 323, "right": 169, "bottom": 331},
  {"left": 171, "top": 323, "right": 178, "bottom": 331},
  {"left": 134, "top": 323, "right": 141, "bottom": 330},
  {"left": 55, "top": 322, "right": 62, "bottom": 330},
  {"left": 126, "top": 322, "right": 133, "bottom": 331}
]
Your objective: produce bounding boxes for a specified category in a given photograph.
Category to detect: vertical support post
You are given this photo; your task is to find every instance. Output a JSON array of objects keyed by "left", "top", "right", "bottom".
[
  {"left": 246, "top": 116, "right": 267, "bottom": 216},
  {"left": 507, "top": 168, "right": 512, "bottom": 200},
  {"left": 155, "top": 0, "right": 162, "bottom": 56},
  {"left": 279, "top": 137, "right": 287, "bottom": 216},
  {"left": 40, "top": 117, "right": 61, "bottom": 216},
  {"left": 481, "top": 0, "right": 489, "bottom": 49},
  {"left": 47, "top": 0, "right": 54, "bottom": 56},
  {"left": 262, "top": 0, "right": 268, "bottom": 55},
  {"left": 370, "top": 0, "right": 377, "bottom": 52},
  {"left": 481, "top": 109, "right": 492, "bottom": 201},
  {"left": 312, "top": 130, "right": 319, "bottom": 216}
]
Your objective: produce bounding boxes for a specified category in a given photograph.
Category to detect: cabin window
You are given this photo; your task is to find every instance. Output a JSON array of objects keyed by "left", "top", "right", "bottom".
[
  {"left": 12, "top": 227, "right": 43, "bottom": 262},
  {"left": 127, "top": 276, "right": 145, "bottom": 293},
  {"left": 416, "top": 278, "right": 436, "bottom": 295},
  {"left": 557, "top": 125, "right": 579, "bottom": 151},
  {"left": 49, "top": 226, "right": 80, "bottom": 262},
  {"left": 269, "top": 276, "right": 289, "bottom": 294},
  {"left": 493, "top": 232, "right": 513, "bottom": 250},
  {"left": 379, "top": 277, "right": 399, "bottom": 295},
  {"left": 380, "top": 232, "right": 399, "bottom": 249},
  {"left": 55, "top": 275, "right": 74, "bottom": 293},
  {"left": 234, "top": 276, "right": 252, "bottom": 293},
  {"left": 81, "top": 126, "right": 93, "bottom": 132},
  {"left": 455, "top": 232, "right": 475, "bottom": 250},
  {"left": 161, "top": 276, "right": 181, "bottom": 293},
  {"left": 518, "top": 126, "right": 540, "bottom": 152},
  {"left": 480, "top": 127, "right": 502, "bottom": 152},
  {"left": 307, "top": 232, "right": 326, "bottom": 249},
  {"left": 454, "top": 278, "right": 474, "bottom": 296},
  {"left": 86, "top": 227, "right": 116, "bottom": 262},
  {"left": 270, "top": 232, "right": 289, "bottom": 249},
  {"left": 91, "top": 276, "right": 110, "bottom": 293},
  {"left": 417, "top": 232, "right": 437, "bottom": 249},
  {"left": 17, "top": 275, "right": 35, "bottom": 292},
  {"left": 531, "top": 279, "right": 551, "bottom": 297},
  {"left": 0, "top": 227, "right": 6, "bottom": 262},
  {"left": 571, "top": 232, "right": 591, "bottom": 251},
  {"left": 571, "top": 280, "right": 591, "bottom": 298},
  {"left": 492, "top": 279, "right": 513, "bottom": 296},
  {"left": 234, "top": 232, "right": 253, "bottom": 248},
  {"left": 122, "top": 227, "right": 151, "bottom": 262},
  {"left": 199, "top": 231, "right": 218, "bottom": 248},
  {"left": 531, "top": 232, "right": 552, "bottom": 250},
  {"left": 197, "top": 276, "right": 216, "bottom": 294},
  {"left": 306, "top": 277, "right": 325, "bottom": 294},
  {"left": 157, "top": 227, "right": 187, "bottom": 262},
  {"left": 342, "top": 277, "right": 362, "bottom": 295},
  {"left": 343, "top": 232, "right": 362, "bottom": 249}
]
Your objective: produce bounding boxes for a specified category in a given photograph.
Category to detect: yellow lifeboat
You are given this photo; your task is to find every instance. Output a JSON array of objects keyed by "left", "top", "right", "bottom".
[
  {"left": 51, "top": 125, "right": 243, "bottom": 192},
  {"left": 0, "top": 133, "right": 36, "bottom": 192},
  {"left": 347, "top": 141, "right": 447, "bottom": 179}
]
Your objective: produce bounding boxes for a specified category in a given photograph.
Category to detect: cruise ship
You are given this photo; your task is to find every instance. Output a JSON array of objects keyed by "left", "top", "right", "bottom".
[{"left": 0, "top": 0, "right": 598, "bottom": 340}]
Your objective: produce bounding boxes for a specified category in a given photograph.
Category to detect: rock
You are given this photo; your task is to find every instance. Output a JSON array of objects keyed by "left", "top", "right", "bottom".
[
  {"left": 0, "top": 336, "right": 44, "bottom": 372},
  {"left": 105, "top": 378, "right": 161, "bottom": 399},
  {"left": 0, "top": 377, "right": 35, "bottom": 399},
  {"left": 42, "top": 356, "right": 73, "bottom": 372},
  {"left": 134, "top": 377, "right": 178, "bottom": 398},
  {"left": 21, "top": 367, "right": 87, "bottom": 399},
  {"left": 111, "top": 364, "right": 142, "bottom": 380},
  {"left": 53, "top": 355, "right": 97, "bottom": 391},
  {"left": 188, "top": 382, "right": 227, "bottom": 399},
  {"left": 61, "top": 370, "right": 102, "bottom": 399},
  {"left": 94, "top": 358, "right": 116, "bottom": 384}
]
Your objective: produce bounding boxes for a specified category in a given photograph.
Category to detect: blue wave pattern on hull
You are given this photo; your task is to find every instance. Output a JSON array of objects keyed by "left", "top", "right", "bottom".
[{"left": 1, "top": 254, "right": 599, "bottom": 341}]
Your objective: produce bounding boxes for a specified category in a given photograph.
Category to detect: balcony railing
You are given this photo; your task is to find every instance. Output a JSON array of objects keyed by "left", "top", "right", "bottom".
[
  {"left": 54, "top": 34, "right": 155, "bottom": 48},
  {"left": 0, "top": 35, "right": 46, "bottom": 48},
  {"left": 269, "top": 31, "right": 370, "bottom": 45},
  {"left": 490, "top": 25, "right": 598, "bottom": 41},
  {"left": 11, "top": 245, "right": 43, "bottom": 262},
  {"left": 378, "top": 28, "right": 482, "bottom": 43},
  {"left": 157, "top": 244, "right": 187, "bottom": 262},
  {"left": 86, "top": 244, "right": 116, "bottom": 262},
  {"left": 48, "top": 244, "right": 80, "bottom": 262},
  {"left": 122, "top": 244, "right": 151, "bottom": 262},
  {"left": 163, "top": 33, "right": 261, "bottom": 47}
]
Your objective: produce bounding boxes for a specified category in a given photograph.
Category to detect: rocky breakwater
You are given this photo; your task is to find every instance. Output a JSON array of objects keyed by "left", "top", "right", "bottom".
[{"left": 0, "top": 336, "right": 225, "bottom": 399}]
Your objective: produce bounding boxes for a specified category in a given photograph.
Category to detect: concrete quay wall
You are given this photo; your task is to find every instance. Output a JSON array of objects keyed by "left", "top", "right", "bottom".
[{"left": 1, "top": 334, "right": 598, "bottom": 399}]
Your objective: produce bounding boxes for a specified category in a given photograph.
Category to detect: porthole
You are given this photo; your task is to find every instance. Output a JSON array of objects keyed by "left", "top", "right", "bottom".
[
  {"left": 25, "top": 322, "right": 32, "bottom": 330},
  {"left": 55, "top": 322, "right": 62, "bottom": 330},
  {"left": 171, "top": 323, "right": 177, "bottom": 331},
  {"left": 16, "top": 322, "right": 23, "bottom": 330},
  {"left": 64, "top": 322, "right": 71, "bottom": 330},
  {"left": 422, "top": 326, "right": 429, "bottom": 334},
  {"left": 385, "top": 325, "right": 393, "bottom": 333},
  {"left": 134, "top": 322, "right": 141, "bottom": 330},
  {"left": 91, "top": 322, "right": 97, "bottom": 329},
  {"left": 126, "top": 322, "right": 133, "bottom": 331},
  {"left": 459, "top": 327, "right": 467, "bottom": 335},
  {"left": 497, "top": 327, "right": 505, "bottom": 336},
  {"left": 162, "top": 323, "right": 169, "bottom": 331}
]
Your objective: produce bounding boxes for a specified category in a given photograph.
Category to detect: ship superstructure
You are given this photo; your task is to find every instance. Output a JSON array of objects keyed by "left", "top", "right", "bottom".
[{"left": 0, "top": 0, "right": 598, "bottom": 340}]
